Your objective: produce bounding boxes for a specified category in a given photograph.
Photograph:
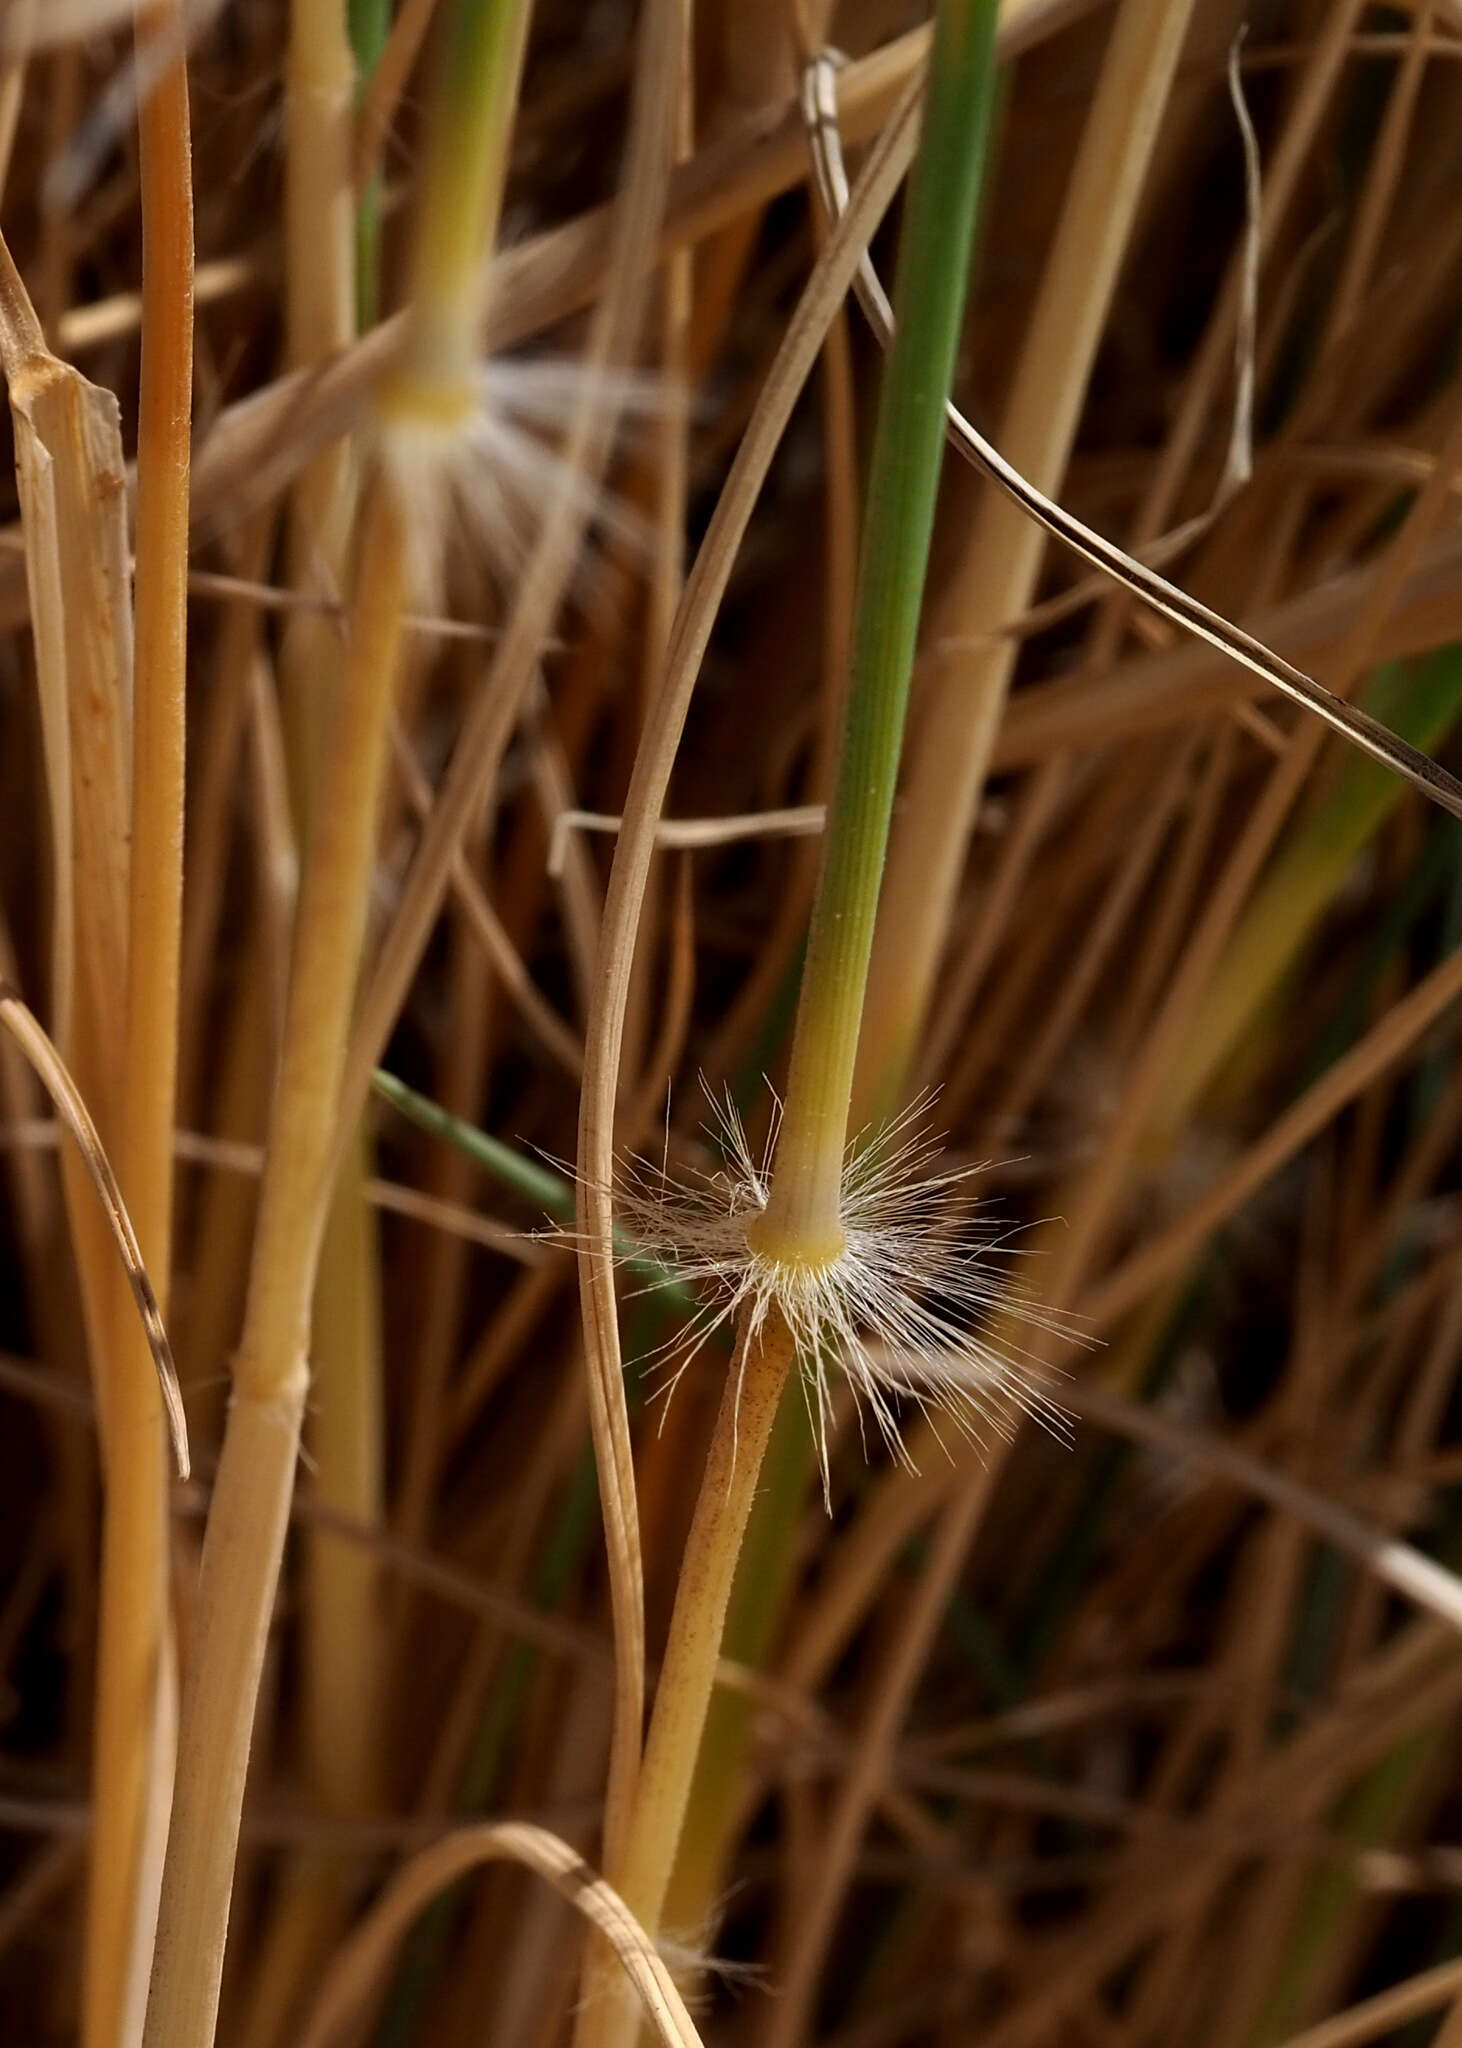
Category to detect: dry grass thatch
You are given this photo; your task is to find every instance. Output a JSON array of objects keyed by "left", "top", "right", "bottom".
[{"left": 8, "top": 2, "right": 1462, "bottom": 2046}]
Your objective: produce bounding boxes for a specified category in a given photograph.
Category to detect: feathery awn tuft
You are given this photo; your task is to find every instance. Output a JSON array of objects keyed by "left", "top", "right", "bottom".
[{"left": 609, "top": 1089, "right": 1074, "bottom": 1504}]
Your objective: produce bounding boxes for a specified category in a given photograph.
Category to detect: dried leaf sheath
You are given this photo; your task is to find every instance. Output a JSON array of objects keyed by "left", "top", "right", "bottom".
[
  {"left": 0, "top": 233, "right": 131, "bottom": 1105},
  {"left": 0, "top": 220, "right": 161, "bottom": 2048},
  {"left": 0, "top": 240, "right": 138, "bottom": 1490}
]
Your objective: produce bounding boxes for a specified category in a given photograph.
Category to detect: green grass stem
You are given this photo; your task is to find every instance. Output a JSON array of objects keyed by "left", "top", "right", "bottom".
[
  {"left": 750, "top": 0, "right": 1000, "bottom": 1257},
  {"left": 390, "top": 0, "right": 531, "bottom": 407}
]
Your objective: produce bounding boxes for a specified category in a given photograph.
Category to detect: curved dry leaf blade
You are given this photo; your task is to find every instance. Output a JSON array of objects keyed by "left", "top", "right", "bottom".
[
  {"left": 297, "top": 1820, "right": 705, "bottom": 2048},
  {"left": 0, "top": 986, "right": 189, "bottom": 1479},
  {"left": 802, "top": 52, "right": 1462, "bottom": 824}
]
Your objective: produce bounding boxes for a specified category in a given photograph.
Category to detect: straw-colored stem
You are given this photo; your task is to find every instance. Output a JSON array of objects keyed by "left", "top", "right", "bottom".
[
  {"left": 84, "top": 15, "right": 192, "bottom": 2044},
  {"left": 121, "top": 7, "right": 192, "bottom": 1337},
  {"left": 851, "top": 0, "right": 1198, "bottom": 1121},
  {"left": 279, "top": 0, "right": 357, "bottom": 732},
  {"left": 286, "top": 0, "right": 355, "bottom": 380},
  {"left": 604, "top": 1310, "right": 797, "bottom": 2015},
  {"left": 0, "top": 234, "right": 139, "bottom": 1981},
  {"left": 144, "top": 473, "right": 405, "bottom": 2048},
  {"left": 234, "top": 1123, "right": 383, "bottom": 2048},
  {"left": 233, "top": 10, "right": 386, "bottom": 2034},
  {"left": 247, "top": 23, "right": 532, "bottom": 2002}
]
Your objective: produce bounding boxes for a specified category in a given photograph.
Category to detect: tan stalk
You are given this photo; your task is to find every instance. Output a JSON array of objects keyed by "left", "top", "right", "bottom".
[
  {"left": 176, "top": 962, "right": 275, "bottom": 1425},
  {"left": 278, "top": 0, "right": 357, "bottom": 803},
  {"left": 235, "top": 0, "right": 385, "bottom": 2033},
  {"left": 277, "top": 0, "right": 357, "bottom": 780},
  {"left": 143, "top": 470, "right": 406, "bottom": 2048},
  {"left": 596, "top": 1306, "right": 797, "bottom": 1992},
  {"left": 84, "top": 14, "right": 195, "bottom": 2041},
  {"left": 147, "top": 0, "right": 558, "bottom": 2016},
  {"left": 852, "top": 0, "right": 1199, "bottom": 1117},
  {"left": 0, "top": 232, "right": 129, "bottom": 1142},
  {"left": 0, "top": 200, "right": 154, "bottom": 2048},
  {"left": 232, "top": 1136, "right": 383, "bottom": 2048},
  {"left": 169, "top": 580, "right": 295, "bottom": 1445}
]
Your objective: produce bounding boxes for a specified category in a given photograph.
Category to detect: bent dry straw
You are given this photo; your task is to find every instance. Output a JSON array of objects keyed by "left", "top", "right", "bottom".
[{"left": 802, "top": 48, "right": 1462, "bottom": 826}]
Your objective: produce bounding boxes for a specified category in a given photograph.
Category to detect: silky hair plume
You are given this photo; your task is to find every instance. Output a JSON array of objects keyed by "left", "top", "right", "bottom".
[
  {"left": 373, "top": 354, "right": 672, "bottom": 601},
  {"left": 606, "top": 1087, "right": 1073, "bottom": 1504}
]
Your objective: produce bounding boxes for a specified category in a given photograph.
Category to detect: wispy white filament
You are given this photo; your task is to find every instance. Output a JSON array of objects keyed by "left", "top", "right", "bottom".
[
  {"left": 377, "top": 356, "right": 671, "bottom": 597},
  {"left": 609, "top": 1091, "right": 1073, "bottom": 1502}
]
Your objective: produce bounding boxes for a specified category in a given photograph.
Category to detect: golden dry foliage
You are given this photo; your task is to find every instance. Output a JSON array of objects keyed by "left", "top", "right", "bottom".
[{"left": 9, "top": 4, "right": 1462, "bottom": 2047}]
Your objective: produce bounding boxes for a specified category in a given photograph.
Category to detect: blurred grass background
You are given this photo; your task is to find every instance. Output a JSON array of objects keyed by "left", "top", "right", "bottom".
[{"left": 7, "top": 0, "right": 1462, "bottom": 2044}]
